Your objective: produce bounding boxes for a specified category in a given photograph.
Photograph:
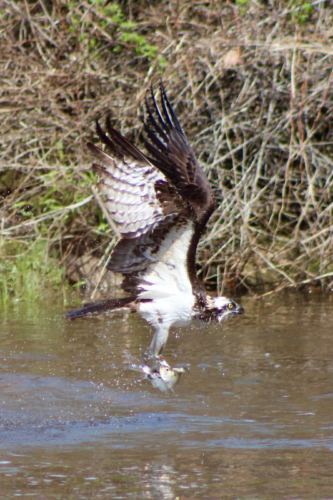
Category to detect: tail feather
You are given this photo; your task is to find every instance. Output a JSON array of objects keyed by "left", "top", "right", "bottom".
[{"left": 66, "top": 297, "right": 135, "bottom": 320}]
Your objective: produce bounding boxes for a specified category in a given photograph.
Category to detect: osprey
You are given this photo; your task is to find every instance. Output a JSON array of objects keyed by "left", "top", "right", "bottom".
[{"left": 67, "top": 85, "right": 244, "bottom": 360}]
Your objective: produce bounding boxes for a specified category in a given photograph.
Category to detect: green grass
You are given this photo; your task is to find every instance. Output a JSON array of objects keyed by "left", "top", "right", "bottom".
[{"left": 0, "top": 240, "right": 64, "bottom": 305}]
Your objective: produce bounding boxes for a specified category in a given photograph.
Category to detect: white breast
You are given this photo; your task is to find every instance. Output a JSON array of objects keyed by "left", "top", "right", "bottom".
[{"left": 137, "top": 221, "right": 196, "bottom": 328}]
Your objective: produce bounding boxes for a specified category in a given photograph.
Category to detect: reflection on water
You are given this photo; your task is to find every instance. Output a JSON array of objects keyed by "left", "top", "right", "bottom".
[
  {"left": 125, "top": 352, "right": 187, "bottom": 392},
  {"left": 0, "top": 293, "right": 333, "bottom": 499}
]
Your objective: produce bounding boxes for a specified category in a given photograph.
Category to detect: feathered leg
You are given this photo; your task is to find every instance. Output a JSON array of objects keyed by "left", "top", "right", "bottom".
[{"left": 148, "top": 323, "right": 171, "bottom": 358}]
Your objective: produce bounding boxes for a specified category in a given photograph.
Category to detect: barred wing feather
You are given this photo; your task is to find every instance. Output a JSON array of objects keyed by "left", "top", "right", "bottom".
[{"left": 88, "top": 119, "right": 194, "bottom": 279}]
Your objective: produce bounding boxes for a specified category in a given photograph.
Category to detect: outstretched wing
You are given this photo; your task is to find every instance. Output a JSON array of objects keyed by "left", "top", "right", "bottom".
[
  {"left": 88, "top": 116, "right": 196, "bottom": 296},
  {"left": 144, "top": 84, "right": 216, "bottom": 227},
  {"left": 143, "top": 85, "right": 216, "bottom": 290}
]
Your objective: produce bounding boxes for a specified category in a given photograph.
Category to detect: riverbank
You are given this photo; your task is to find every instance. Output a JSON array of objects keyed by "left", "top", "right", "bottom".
[{"left": 1, "top": 0, "right": 332, "bottom": 301}]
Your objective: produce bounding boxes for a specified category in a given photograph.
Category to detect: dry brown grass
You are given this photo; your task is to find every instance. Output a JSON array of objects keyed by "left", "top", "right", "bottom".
[{"left": 1, "top": 0, "right": 333, "bottom": 298}]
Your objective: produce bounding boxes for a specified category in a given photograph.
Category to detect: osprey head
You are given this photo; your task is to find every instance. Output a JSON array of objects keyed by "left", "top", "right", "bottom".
[{"left": 212, "top": 296, "right": 244, "bottom": 323}]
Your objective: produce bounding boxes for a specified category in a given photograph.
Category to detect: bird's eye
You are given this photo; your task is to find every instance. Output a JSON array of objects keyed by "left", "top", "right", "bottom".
[{"left": 228, "top": 303, "right": 234, "bottom": 309}]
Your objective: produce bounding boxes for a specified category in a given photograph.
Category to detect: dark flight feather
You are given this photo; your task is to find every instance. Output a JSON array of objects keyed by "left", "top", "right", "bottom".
[
  {"left": 66, "top": 297, "right": 135, "bottom": 319},
  {"left": 144, "top": 84, "right": 216, "bottom": 227}
]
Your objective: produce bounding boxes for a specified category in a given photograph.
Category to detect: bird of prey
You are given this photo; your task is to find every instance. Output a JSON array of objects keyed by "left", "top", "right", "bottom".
[{"left": 66, "top": 85, "right": 244, "bottom": 362}]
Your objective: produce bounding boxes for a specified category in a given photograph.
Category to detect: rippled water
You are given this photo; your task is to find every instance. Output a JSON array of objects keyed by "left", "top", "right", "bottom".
[{"left": 0, "top": 293, "right": 333, "bottom": 499}]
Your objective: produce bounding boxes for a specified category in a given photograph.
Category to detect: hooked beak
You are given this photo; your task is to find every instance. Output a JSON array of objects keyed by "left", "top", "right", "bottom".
[{"left": 234, "top": 303, "right": 244, "bottom": 315}]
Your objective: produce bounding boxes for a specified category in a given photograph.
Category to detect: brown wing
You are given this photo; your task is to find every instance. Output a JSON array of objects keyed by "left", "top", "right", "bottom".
[
  {"left": 143, "top": 84, "right": 216, "bottom": 228},
  {"left": 88, "top": 118, "right": 195, "bottom": 283},
  {"left": 143, "top": 85, "right": 216, "bottom": 293}
]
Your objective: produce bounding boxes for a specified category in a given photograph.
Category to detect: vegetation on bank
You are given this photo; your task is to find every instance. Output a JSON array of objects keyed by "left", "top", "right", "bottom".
[{"left": 1, "top": 0, "right": 332, "bottom": 302}]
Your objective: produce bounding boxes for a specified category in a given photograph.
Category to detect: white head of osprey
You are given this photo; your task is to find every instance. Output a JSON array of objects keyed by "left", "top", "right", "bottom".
[{"left": 66, "top": 85, "right": 244, "bottom": 390}]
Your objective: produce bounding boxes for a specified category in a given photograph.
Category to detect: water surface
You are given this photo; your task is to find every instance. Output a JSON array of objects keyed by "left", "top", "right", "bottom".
[{"left": 0, "top": 293, "right": 333, "bottom": 499}]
